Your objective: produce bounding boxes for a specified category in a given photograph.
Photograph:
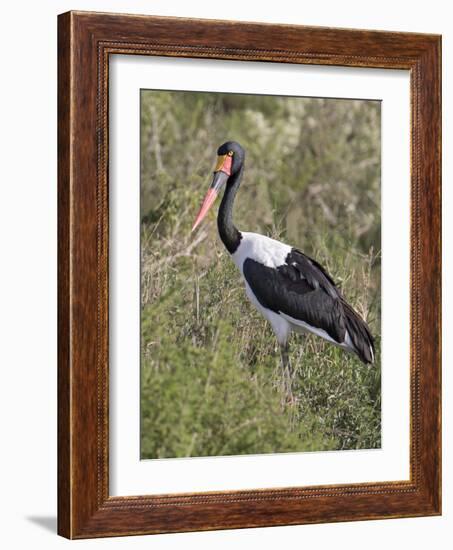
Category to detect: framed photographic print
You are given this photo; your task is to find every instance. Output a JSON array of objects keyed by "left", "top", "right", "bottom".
[{"left": 58, "top": 11, "right": 441, "bottom": 539}]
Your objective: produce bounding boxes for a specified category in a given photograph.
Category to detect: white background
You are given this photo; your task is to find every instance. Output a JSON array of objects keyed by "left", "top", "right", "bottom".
[
  {"left": 110, "top": 57, "right": 410, "bottom": 495},
  {"left": 0, "top": 1, "right": 450, "bottom": 548}
]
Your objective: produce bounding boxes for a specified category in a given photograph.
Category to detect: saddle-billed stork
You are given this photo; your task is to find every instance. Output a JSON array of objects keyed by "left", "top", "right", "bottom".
[{"left": 192, "top": 141, "right": 375, "bottom": 396}]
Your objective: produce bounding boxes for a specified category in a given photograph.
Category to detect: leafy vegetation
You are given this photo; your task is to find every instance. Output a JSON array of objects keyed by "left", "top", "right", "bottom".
[{"left": 140, "top": 90, "right": 381, "bottom": 459}]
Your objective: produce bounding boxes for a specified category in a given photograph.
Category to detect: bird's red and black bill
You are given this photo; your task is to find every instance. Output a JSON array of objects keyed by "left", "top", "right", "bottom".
[{"left": 191, "top": 153, "right": 233, "bottom": 232}]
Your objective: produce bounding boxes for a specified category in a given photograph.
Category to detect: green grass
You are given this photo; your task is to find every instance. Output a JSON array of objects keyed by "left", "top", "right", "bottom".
[{"left": 140, "top": 227, "right": 381, "bottom": 458}]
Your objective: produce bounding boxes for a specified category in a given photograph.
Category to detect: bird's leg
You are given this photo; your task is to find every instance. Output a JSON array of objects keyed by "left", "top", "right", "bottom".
[{"left": 279, "top": 342, "right": 295, "bottom": 405}]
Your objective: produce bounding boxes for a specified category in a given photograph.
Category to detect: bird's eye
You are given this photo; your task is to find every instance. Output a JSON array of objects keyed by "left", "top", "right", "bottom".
[{"left": 227, "top": 150, "right": 234, "bottom": 156}]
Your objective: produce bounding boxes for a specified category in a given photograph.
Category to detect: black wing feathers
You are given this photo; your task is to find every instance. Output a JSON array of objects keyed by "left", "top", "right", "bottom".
[
  {"left": 243, "top": 256, "right": 346, "bottom": 343},
  {"left": 286, "top": 249, "right": 338, "bottom": 298},
  {"left": 242, "top": 248, "right": 375, "bottom": 364}
]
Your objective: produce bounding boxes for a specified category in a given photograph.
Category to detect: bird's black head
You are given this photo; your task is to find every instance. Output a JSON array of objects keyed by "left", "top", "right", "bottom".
[{"left": 216, "top": 141, "right": 245, "bottom": 178}]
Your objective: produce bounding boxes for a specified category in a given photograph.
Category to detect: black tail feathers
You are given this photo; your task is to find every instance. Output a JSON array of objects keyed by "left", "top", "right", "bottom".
[{"left": 342, "top": 300, "right": 375, "bottom": 364}]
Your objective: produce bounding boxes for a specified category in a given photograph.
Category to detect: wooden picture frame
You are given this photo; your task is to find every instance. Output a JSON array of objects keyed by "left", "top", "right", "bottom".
[{"left": 58, "top": 10, "right": 441, "bottom": 539}]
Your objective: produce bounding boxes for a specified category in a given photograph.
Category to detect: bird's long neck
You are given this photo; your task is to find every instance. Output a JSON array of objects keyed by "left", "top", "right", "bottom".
[{"left": 218, "top": 166, "right": 243, "bottom": 254}]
